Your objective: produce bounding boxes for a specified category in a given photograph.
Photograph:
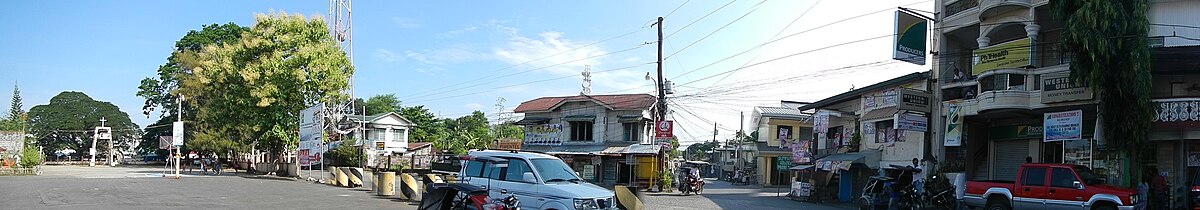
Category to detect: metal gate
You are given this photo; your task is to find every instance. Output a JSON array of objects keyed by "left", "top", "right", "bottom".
[{"left": 992, "top": 139, "right": 1029, "bottom": 181}]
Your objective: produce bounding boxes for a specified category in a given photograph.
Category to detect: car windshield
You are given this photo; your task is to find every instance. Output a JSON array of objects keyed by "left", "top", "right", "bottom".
[
  {"left": 530, "top": 158, "right": 581, "bottom": 183},
  {"left": 1074, "top": 165, "right": 1103, "bottom": 185}
]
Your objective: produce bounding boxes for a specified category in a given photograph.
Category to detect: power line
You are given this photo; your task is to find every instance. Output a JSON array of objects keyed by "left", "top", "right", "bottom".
[
  {"left": 664, "top": 0, "right": 767, "bottom": 60},
  {"left": 665, "top": 0, "right": 737, "bottom": 39},
  {"left": 665, "top": 0, "right": 691, "bottom": 18},
  {"left": 710, "top": 0, "right": 822, "bottom": 86}
]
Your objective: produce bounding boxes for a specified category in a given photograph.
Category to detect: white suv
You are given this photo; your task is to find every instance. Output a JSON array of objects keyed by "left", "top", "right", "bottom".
[{"left": 459, "top": 150, "right": 617, "bottom": 210}]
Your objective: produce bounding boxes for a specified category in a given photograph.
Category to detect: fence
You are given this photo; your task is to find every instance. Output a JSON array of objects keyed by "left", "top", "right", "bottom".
[{"left": 0, "top": 166, "right": 40, "bottom": 176}]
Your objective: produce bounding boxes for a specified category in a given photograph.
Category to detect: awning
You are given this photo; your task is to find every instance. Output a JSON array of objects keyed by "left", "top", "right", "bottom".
[
  {"left": 861, "top": 107, "right": 899, "bottom": 121},
  {"left": 562, "top": 115, "right": 596, "bottom": 121},
  {"left": 621, "top": 144, "right": 662, "bottom": 154},
  {"left": 515, "top": 117, "right": 551, "bottom": 125},
  {"left": 789, "top": 164, "right": 814, "bottom": 170},
  {"left": 813, "top": 152, "right": 881, "bottom": 171},
  {"left": 617, "top": 115, "right": 649, "bottom": 123}
]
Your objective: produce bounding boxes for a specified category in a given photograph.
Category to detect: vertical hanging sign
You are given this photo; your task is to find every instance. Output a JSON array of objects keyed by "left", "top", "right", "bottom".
[
  {"left": 944, "top": 104, "right": 963, "bottom": 146},
  {"left": 893, "top": 10, "right": 927, "bottom": 65}
]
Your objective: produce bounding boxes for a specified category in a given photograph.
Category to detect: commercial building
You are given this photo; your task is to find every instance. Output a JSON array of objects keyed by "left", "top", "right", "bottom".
[
  {"left": 513, "top": 94, "right": 664, "bottom": 187},
  {"left": 749, "top": 104, "right": 813, "bottom": 187}
]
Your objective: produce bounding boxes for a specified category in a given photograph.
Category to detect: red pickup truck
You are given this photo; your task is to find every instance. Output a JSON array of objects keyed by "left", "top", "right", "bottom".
[{"left": 963, "top": 163, "right": 1139, "bottom": 210}]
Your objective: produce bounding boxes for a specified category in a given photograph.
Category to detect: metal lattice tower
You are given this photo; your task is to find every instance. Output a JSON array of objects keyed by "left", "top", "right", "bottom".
[
  {"left": 581, "top": 65, "right": 592, "bottom": 95},
  {"left": 326, "top": 0, "right": 356, "bottom": 138}
]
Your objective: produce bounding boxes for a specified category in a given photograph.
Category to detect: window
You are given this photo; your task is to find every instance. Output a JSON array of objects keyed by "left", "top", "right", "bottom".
[
  {"left": 570, "top": 121, "right": 593, "bottom": 141},
  {"left": 531, "top": 158, "right": 581, "bottom": 182},
  {"left": 464, "top": 160, "right": 485, "bottom": 177},
  {"left": 623, "top": 123, "right": 640, "bottom": 142},
  {"left": 375, "top": 128, "right": 387, "bottom": 141},
  {"left": 1022, "top": 167, "right": 1047, "bottom": 187},
  {"left": 393, "top": 129, "right": 404, "bottom": 142},
  {"left": 504, "top": 159, "right": 534, "bottom": 183},
  {"left": 486, "top": 162, "right": 504, "bottom": 180},
  {"left": 980, "top": 74, "right": 1027, "bottom": 92},
  {"left": 1051, "top": 167, "right": 1079, "bottom": 188}
]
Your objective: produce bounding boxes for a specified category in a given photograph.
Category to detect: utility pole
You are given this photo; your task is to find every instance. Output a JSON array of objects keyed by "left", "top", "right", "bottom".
[
  {"left": 735, "top": 112, "right": 744, "bottom": 172},
  {"left": 175, "top": 95, "right": 183, "bottom": 178},
  {"left": 655, "top": 16, "right": 666, "bottom": 122}
]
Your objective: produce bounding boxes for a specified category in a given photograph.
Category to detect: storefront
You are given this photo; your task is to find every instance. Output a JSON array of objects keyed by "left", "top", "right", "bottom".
[
  {"left": 979, "top": 109, "right": 1096, "bottom": 182},
  {"left": 812, "top": 151, "right": 880, "bottom": 202}
]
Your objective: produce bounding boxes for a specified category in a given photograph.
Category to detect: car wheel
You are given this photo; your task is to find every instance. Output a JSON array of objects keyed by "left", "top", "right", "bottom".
[{"left": 986, "top": 201, "right": 1010, "bottom": 210}]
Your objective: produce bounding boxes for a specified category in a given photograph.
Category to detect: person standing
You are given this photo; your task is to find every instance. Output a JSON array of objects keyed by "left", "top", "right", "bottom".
[{"left": 1150, "top": 167, "right": 1168, "bottom": 210}]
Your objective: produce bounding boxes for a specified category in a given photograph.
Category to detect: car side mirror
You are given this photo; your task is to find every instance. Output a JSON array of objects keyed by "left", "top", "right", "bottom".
[
  {"left": 1072, "top": 181, "right": 1084, "bottom": 190},
  {"left": 523, "top": 172, "right": 537, "bottom": 183}
]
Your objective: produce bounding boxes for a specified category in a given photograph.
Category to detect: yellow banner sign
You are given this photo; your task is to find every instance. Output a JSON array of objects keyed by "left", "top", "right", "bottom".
[{"left": 972, "top": 37, "right": 1032, "bottom": 75}]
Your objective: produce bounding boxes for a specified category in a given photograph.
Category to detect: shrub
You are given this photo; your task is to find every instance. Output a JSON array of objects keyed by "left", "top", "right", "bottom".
[{"left": 19, "top": 146, "right": 41, "bottom": 168}]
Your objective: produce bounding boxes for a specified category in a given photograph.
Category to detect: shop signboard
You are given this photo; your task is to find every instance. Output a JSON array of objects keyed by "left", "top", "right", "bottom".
[
  {"left": 944, "top": 104, "right": 963, "bottom": 146},
  {"left": 893, "top": 10, "right": 927, "bottom": 65},
  {"left": 776, "top": 156, "right": 792, "bottom": 172},
  {"left": 299, "top": 104, "right": 324, "bottom": 166},
  {"left": 1041, "top": 73, "right": 1094, "bottom": 103},
  {"left": 972, "top": 37, "right": 1032, "bottom": 75},
  {"left": 894, "top": 113, "right": 928, "bottom": 131},
  {"left": 524, "top": 123, "right": 563, "bottom": 146},
  {"left": 1044, "top": 110, "right": 1084, "bottom": 142},
  {"left": 898, "top": 89, "right": 932, "bottom": 112}
]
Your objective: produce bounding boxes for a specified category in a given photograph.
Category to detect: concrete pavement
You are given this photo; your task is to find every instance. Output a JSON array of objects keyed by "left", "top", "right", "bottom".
[{"left": 640, "top": 178, "right": 854, "bottom": 210}]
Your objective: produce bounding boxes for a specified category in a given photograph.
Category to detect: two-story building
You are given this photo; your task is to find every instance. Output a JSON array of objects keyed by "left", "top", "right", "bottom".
[
  {"left": 749, "top": 103, "right": 813, "bottom": 187},
  {"left": 798, "top": 71, "right": 930, "bottom": 202},
  {"left": 1144, "top": 0, "right": 1200, "bottom": 207},
  {"left": 513, "top": 94, "right": 661, "bottom": 187}
]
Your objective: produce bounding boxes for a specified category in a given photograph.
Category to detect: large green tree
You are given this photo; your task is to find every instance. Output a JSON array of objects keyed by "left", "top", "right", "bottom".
[
  {"left": 432, "top": 111, "right": 493, "bottom": 154},
  {"left": 176, "top": 12, "right": 352, "bottom": 161},
  {"left": 135, "top": 23, "right": 249, "bottom": 156},
  {"left": 364, "top": 94, "right": 402, "bottom": 115},
  {"left": 27, "top": 92, "right": 141, "bottom": 157},
  {"left": 1054, "top": 0, "right": 1154, "bottom": 186},
  {"left": 399, "top": 105, "right": 444, "bottom": 142}
]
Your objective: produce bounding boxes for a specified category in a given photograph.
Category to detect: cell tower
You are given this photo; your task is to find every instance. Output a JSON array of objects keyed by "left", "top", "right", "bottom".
[
  {"left": 494, "top": 97, "right": 507, "bottom": 124},
  {"left": 326, "top": 0, "right": 357, "bottom": 139},
  {"left": 581, "top": 65, "right": 592, "bottom": 95}
]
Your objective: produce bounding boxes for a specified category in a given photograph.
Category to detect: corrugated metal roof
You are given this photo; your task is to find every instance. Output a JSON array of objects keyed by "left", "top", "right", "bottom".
[
  {"left": 755, "top": 106, "right": 810, "bottom": 119},
  {"left": 514, "top": 94, "right": 656, "bottom": 113}
]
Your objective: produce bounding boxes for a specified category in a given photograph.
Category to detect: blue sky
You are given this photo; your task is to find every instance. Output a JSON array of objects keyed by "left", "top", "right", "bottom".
[{"left": 1, "top": 0, "right": 933, "bottom": 145}]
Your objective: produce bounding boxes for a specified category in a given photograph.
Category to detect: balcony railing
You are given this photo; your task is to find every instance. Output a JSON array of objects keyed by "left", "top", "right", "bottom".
[
  {"left": 1155, "top": 98, "right": 1200, "bottom": 122},
  {"left": 945, "top": 0, "right": 979, "bottom": 18}
]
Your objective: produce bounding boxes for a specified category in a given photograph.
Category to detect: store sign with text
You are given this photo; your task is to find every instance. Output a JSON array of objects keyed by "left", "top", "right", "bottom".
[
  {"left": 1044, "top": 110, "right": 1083, "bottom": 142},
  {"left": 1041, "top": 73, "right": 1094, "bottom": 103},
  {"left": 894, "top": 113, "right": 928, "bottom": 131},
  {"left": 898, "top": 89, "right": 932, "bottom": 112},
  {"left": 973, "top": 37, "right": 1032, "bottom": 75}
]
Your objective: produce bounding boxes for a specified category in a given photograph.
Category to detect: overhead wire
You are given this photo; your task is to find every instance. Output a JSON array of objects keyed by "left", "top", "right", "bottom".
[
  {"left": 664, "top": 0, "right": 768, "bottom": 60},
  {"left": 665, "top": 0, "right": 738, "bottom": 39},
  {"left": 710, "top": 0, "right": 822, "bottom": 86},
  {"left": 407, "top": 62, "right": 656, "bottom": 104}
]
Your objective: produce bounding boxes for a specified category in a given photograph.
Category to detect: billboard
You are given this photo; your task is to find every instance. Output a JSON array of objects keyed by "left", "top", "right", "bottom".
[
  {"left": 893, "top": 10, "right": 927, "bottom": 65},
  {"left": 973, "top": 37, "right": 1032, "bottom": 75},
  {"left": 523, "top": 123, "right": 563, "bottom": 146},
  {"left": 1044, "top": 110, "right": 1083, "bottom": 142},
  {"left": 299, "top": 104, "right": 324, "bottom": 166},
  {"left": 944, "top": 104, "right": 963, "bottom": 146}
]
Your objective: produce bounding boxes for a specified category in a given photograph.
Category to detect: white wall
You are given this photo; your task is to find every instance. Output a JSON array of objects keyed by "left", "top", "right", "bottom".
[{"left": 1151, "top": 0, "right": 1200, "bottom": 47}]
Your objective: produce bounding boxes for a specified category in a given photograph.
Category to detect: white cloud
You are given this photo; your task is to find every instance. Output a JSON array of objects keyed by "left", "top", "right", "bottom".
[
  {"left": 404, "top": 44, "right": 486, "bottom": 65},
  {"left": 392, "top": 17, "right": 420, "bottom": 29},
  {"left": 493, "top": 31, "right": 606, "bottom": 76},
  {"left": 372, "top": 49, "right": 403, "bottom": 63}
]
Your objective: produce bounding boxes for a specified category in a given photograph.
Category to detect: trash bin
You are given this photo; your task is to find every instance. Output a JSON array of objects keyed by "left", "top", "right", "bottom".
[{"left": 377, "top": 172, "right": 396, "bottom": 196}]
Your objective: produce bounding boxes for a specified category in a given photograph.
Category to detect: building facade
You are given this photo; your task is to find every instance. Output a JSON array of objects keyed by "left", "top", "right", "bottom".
[
  {"left": 932, "top": 1, "right": 1200, "bottom": 207},
  {"left": 750, "top": 104, "right": 813, "bottom": 187},
  {"left": 513, "top": 94, "right": 662, "bottom": 187}
]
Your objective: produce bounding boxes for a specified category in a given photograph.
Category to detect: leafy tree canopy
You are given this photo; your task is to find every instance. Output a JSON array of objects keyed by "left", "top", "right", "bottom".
[
  {"left": 364, "top": 94, "right": 402, "bottom": 115},
  {"left": 27, "top": 91, "right": 141, "bottom": 156},
  {"left": 175, "top": 12, "right": 353, "bottom": 160}
]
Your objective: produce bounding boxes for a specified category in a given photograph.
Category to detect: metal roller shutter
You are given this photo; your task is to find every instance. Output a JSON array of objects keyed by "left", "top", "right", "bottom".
[{"left": 992, "top": 140, "right": 1029, "bottom": 181}]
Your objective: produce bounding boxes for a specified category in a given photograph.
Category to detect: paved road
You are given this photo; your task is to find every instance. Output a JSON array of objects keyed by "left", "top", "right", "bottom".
[
  {"left": 0, "top": 165, "right": 417, "bottom": 210},
  {"left": 3, "top": 166, "right": 852, "bottom": 210},
  {"left": 640, "top": 178, "right": 854, "bottom": 210}
]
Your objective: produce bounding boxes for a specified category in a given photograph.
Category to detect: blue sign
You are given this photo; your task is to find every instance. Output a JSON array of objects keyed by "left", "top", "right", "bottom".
[{"left": 1044, "top": 110, "right": 1083, "bottom": 142}]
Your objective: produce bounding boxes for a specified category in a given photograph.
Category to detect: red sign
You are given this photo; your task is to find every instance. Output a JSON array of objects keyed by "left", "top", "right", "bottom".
[{"left": 655, "top": 120, "right": 673, "bottom": 138}]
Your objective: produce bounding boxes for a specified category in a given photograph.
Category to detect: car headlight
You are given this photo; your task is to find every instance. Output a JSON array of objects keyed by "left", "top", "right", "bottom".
[{"left": 574, "top": 198, "right": 600, "bottom": 210}]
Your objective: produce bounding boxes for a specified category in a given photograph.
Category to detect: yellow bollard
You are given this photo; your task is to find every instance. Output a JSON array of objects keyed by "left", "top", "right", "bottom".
[
  {"left": 347, "top": 167, "right": 364, "bottom": 187},
  {"left": 335, "top": 167, "right": 348, "bottom": 187},
  {"left": 399, "top": 173, "right": 420, "bottom": 200},
  {"left": 615, "top": 185, "right": 644, "bottom": 210},
  {"left": 377, "top": 172, "right": 396, "bottom": 196}
]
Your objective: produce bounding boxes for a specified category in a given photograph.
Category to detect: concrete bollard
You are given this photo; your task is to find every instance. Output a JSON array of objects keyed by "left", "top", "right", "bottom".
[
  {"left": 334, "top": 167, "right": 348, "bottom": 187},
  {"left": 377, "top": 172, "right": 396, "bottom": 196},
  {"left": 399, "top": 173, "right": 419, "bottom": 200},
  {"left": 347, "top": 167, "right": 364, "bottom": 187}
]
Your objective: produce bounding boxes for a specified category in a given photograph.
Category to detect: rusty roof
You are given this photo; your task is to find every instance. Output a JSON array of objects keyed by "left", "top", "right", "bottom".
[{"left": 513, "top": 94, "right": 656, "bottom": 113}]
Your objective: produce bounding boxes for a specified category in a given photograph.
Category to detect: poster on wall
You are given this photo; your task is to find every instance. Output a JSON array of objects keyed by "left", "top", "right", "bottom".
[
  {"left": 791, "top": 140, "right": 811, "bottom": 163},
  {"left": 524, "top": 123, "right": 563, "bottom": 145},
  {"left": 1063, "top": 139, "right": 1092, "bottom": 168},
  {"left": 778, "top": 126, "right": 791, "bottom": 148},
  {"left": 1044, "top": 110, "right": 1083, "bottom": 142},
  {"left": 944, "top": 104, "right": 963, "bottom": 146},
  {"left": 814, "top": 111, "right": 830, "bottom": 134}
]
